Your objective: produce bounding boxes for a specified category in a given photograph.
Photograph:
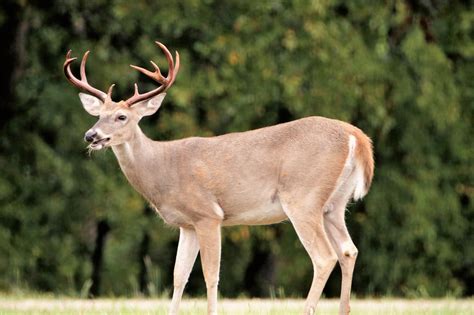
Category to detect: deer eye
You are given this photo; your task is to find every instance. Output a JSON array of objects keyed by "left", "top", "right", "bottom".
[{"left": 117, "top": 115, "right": 127, "bottom": 121}]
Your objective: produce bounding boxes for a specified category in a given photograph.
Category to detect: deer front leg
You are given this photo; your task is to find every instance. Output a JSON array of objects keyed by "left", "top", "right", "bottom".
[
  {"left": 195, "top": 220, "right": 222, "bottom": 315},
  {"left": 169, "top": 227, "right": 200, "bottom": 315}
]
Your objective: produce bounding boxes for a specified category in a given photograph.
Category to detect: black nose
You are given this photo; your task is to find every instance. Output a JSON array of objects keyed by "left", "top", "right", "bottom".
[{"left": 84, "top": 130, "right": 97, "bottom": 142}]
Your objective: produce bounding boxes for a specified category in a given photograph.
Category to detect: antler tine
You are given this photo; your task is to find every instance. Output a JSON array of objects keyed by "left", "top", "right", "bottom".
[
  {"left": 80, "top": 51, "right": 90, "bottom": 83},
  {"left": 156, "top": 41, "right": 174, "bottom": 73},
  {"left": 129, "top": 64, "right": 165, "bottom": 83},
  {"left": 156, "top": 41, "right": 177, "bottom": 86},
  {"left": 169, "top": 51, "right": 180, "bottom": 87},
  {"left": 134, "top": 83, "right": 139, "bottom": 95},
  {"left": 149, "top": 60, "right": 166, "bottom": 83},
  {"left": 64, "top": 50, "right": 78, "bottom": 79},
  {"left": 125, "top": 41, "right": 180, "bottom": 106},
  {"left": 65, "top": 50, "right": 75, "bottom": 63},
  {"left": 63, "top": 50, "right": 108, "bottom": 102},
  {"left": 149, "top": 60, "right": 160, "bottom": 71},
  {"left": 107, "top": 84, "right": 115, "bottom": 99}
]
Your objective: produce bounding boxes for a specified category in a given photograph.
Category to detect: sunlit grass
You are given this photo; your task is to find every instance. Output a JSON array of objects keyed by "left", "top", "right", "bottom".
[{"left": 0, "top": 297, "right": 472, "bottom": 314}]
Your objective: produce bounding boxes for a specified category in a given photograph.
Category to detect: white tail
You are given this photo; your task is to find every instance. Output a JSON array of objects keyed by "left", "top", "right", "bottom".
[
  {"left": 338, "top": 134, "right": 372, "bottom": 202},
  {"left": 65, "top": 42, "right": 374, "bottom": 315}
]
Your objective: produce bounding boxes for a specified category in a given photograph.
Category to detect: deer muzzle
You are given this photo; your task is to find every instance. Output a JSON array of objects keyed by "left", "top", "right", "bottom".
[{"left": 84, "top": 130, "right": 97, "bottom": 142}]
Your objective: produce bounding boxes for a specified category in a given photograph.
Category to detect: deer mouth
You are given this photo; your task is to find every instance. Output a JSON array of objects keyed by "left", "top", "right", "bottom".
[{"left": 89, "top": 137, "right": 111, "bottom": 150}]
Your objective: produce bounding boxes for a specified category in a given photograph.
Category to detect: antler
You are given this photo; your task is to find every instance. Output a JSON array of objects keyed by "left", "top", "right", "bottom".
[
  {"left": 64, "top": 42, "right": 179, "bottom": 105},
  {"left": 125, "top": 41, "right": 180, "bottom": 106},
  {"left": 63, "top": 50, "right": 110, "bottom": 102}
]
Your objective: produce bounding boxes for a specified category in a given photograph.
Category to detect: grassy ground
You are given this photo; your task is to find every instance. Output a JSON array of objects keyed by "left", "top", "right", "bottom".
[{"left": 0, "top": 297, "right": 472, "bottom": 315}]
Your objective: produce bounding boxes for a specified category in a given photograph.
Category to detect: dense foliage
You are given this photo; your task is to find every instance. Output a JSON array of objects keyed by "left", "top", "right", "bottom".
[{"left": 0, "top": 0, "right": 472, "bottom": 298}]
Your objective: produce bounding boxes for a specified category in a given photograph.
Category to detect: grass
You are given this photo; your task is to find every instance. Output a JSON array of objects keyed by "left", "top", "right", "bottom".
[{"left": 0, "top": 297, "right": 473, "bottom": 314}]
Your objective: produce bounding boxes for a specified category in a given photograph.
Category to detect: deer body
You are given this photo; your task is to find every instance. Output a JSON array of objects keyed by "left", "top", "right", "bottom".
[
  {"left": 113, "top": 116, "right": 368, "bottom": 229},
  {"left": 64, "top": 42, "right": 374, "bottom": 315}
]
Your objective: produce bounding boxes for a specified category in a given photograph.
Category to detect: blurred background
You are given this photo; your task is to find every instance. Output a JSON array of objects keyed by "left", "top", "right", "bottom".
[{"left": 0, "top": 0, "right": 472, "bottom": 299}]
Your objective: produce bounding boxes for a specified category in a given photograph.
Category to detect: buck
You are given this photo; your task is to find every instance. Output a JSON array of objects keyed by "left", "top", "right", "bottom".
[{"left": 64, "top": 41, "right": 374, "bottom": 315}]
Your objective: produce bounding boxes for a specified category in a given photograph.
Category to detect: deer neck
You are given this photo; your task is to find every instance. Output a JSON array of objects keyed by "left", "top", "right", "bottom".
[
  {"left": 112, "top": 125, "right": 149, "bottom": 167},
  {"left": 111, "top": 125, "right": 165, "bottom": 198}
]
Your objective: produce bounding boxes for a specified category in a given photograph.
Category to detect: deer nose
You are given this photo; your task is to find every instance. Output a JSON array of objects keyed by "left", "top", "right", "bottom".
[{"left": 84, "top": 130, "right": 97, "bottom": 142}]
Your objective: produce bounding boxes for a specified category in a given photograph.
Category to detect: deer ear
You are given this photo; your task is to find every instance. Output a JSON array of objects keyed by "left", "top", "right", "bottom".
[
  {"left": 79, "top": 93, "right": 102, "bottom": 116},
  {"left": 132, "top": 93, "right": 166, "bottom": 117}
]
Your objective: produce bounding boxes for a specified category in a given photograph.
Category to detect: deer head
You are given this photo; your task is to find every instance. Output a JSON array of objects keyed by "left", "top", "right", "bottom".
[{"left": 64, "top": 42, "right": 180, "bottom": 150}]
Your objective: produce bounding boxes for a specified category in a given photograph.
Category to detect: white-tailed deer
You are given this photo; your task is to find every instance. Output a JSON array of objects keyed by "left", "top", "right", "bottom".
[{"left": 64, "top": 41, "right": 374, "bottom": 315}]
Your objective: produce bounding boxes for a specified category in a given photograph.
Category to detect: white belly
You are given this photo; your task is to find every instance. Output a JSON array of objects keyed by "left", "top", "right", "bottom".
[
  {"left": 222, "top": 200, "right": 287, "bottom": 226},
  {"left": 152, "top": 204, "right": 193, "bottom": 227}
]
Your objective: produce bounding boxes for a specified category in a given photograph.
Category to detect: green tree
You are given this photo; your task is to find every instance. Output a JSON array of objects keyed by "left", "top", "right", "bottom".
[{"left": 0, "top": 0, "right": 472, "bottom": 298}]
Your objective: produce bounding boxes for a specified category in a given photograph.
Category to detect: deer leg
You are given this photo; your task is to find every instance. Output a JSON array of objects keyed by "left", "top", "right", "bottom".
[
  {"left": 169, "top": 227, "right": 200, "bottom": 315},
  {"left": 195, "top": 220, "right": 222, "bottom": 315},
  {"left": 282, "top": 202, "right": 338, "bottom": 315},
  {"left": 324, "top": 207, "right": 358, "bottom": 315}
]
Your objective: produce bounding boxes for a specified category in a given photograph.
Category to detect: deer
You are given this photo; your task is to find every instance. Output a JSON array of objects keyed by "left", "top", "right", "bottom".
[{"left": 64, "top": 41, "right": 374, "bottom": 315}]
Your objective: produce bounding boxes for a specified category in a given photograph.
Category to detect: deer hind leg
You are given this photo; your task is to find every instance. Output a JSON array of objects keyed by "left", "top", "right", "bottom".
[
  {"left": 323, "top": 182, "right": 359, "bottom": 315},
  {"left": 169, "top": 227, "right": 200, "bottom": 315},
  {"left": 195, "top": 219, "right": 222, "bottom": 315},
  {"left": 282, "top": 200, "right": 338, "bottom": 315}
]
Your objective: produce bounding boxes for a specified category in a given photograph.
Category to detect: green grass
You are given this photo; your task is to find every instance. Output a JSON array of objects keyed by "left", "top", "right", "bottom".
[{"left": 0, "top": 297, "right": 472, "bottom": 314}]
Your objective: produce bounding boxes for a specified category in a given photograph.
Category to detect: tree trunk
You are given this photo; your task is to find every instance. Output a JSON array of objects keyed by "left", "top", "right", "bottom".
[
  {"left": 0, "top": 2, "right": 29, "bottom": 129},
  {"left": 243, "top": 227, "right": 282, "bottom": 297},
  {"left": 138, "top": 205, "right": 153, "bottom": 296},
  {"left": 89, "top": 219, "right": 110, "bottom": 297}
]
